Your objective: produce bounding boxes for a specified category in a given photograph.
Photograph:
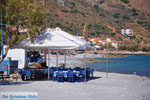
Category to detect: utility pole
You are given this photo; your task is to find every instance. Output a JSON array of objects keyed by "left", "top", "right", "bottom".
[
  {"left": 0, "top": 14, "right": 4, "bottom": 57},
  {"left": 106, "top": 35, "right": 109, "bottom": 78}
]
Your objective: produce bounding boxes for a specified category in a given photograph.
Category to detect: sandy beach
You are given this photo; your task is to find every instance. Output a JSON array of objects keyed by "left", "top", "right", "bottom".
[{"left": 0, "top": 71, "right": 150, "bottom": 100}]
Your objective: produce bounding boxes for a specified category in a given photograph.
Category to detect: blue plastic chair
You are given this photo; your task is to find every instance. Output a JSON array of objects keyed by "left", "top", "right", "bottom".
[
  {"left": 74, "top": 67, "right": 81, "bottom": 71},
  {"left": 86, "top": 68, "right": 94, "bottom": 78},
  {"left": 37, "top": 57, "right": 43, "bottom": 63},
  {"left": 26, "top": 70, "right": 31, "bottom": 79},
  {"left": 80, "top": 69, "right": 85, "bottom": 82},
  {"left": 21, "top": 70, "right": 31, "bottom": 80},
  {"left": 86, "top": 68, "right": 91, "bottom": 78},
  {"left": 27, "top": 57, "right": 31, "bottom": 62},
  {"left": 90, "top": 68, "right": 94, "bottom": 78},
  {"left": 50, "top": 69, "right": 55, "bottom": 81},
  {"left": 67, "top": 71, "right": 75, "bottom": 82},
  {"left": 57, "top": 71, "right": 64, "bottom": 82},
  {"left": 17, "top": 69, "right": 22, "bottom": 74}
]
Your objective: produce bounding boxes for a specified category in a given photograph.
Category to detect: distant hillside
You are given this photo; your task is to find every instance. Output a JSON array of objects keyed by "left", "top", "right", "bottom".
[{"left": 37, "top": 0, "right": 150, "bottom": 44}]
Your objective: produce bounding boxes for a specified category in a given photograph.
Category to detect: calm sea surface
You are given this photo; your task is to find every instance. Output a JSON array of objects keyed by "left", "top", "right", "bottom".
[{"left": 87, "top": 56, "right": 150, "bottom": 76}]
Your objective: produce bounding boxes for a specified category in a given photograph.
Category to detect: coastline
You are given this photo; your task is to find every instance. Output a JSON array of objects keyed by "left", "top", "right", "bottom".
[{"left": 95, "top": 51, "right": 150, "bottom": 55}]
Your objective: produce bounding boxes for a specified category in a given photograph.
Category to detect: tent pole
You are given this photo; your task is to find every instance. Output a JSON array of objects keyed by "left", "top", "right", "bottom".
[
  {"left": 64, "top": 51, "right": 66, "bottom": 67},
  {"left": 84, "top": 50, "right": 87, "bottom": 84},
  {"left": 48, "top": 49, "right": 50, "bottom": 80},
  {"left": 44, "top": 50, "right": 46, "bottom": 63},
  {"left": 25, "top": 49, "right": 28, "bottom": 65},
  {"left": 56, "top": 49, "right": 58, "bottom": 67}
]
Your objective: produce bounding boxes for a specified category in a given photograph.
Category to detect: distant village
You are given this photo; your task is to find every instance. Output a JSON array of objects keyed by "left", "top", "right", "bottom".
[{"left": 88, "top": 29, "right": 134, "bottom": 50}]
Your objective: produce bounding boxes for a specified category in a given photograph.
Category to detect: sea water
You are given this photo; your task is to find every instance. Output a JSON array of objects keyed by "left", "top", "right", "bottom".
[{"left": 87, "top": 56, "right": 150, "bottom": 76}]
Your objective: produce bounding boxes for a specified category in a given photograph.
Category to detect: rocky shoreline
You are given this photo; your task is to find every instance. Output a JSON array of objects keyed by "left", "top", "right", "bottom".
[{"left": 97, "top": 51, "right": 150, "bottom": 55}]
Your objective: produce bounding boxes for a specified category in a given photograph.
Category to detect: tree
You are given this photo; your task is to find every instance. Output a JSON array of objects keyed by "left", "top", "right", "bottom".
[
  {"left": 94, "top": 5, "right": 99, "bottom": 11},
  {"left": 122, "top": 15, "right": 130, "bottom": 20},
  {"left": 0, "top": 0, "right": 46, "bottom": 63},
  {"left": 120, "top": 0, "right": 129, "bottom": 4},
  {"left": 110, "top": 32, "right": 116, "bottom": 37},
  {"left": 112, "top": 13, "right": 120, "bottom": 18}
]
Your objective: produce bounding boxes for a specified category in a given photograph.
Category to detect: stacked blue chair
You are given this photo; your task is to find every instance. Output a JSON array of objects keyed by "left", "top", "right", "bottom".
[
  {"left": 86, "top": 68, "right": 94, "bottom": 78},
  {"left": 50, "top": 68, "right": 55, "bottom": 81},
  {"left": 21, "top": 70, "right": 31, "bottom": 80},
  {"left": 74, "top": 67, "right": 81, "bottom": 71},
  {"left": 86, "top": 68, "right": 91, "bottom": 78},
  {"left": 91, "top": 68, "right": 94, "bottom": 78},
  {"left": 68, "top": 71, "right": 75, "bottom": 83},
  {"left": 57, "top": 71, "right": 64, "bottom": 82},
  {"left": 80, "top": 69, "right": 85, "bottom": 82}
]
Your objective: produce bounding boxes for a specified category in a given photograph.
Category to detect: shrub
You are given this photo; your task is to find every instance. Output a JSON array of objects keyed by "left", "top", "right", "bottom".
[
  {"left": 110, "top": 33, "right": 116, "bottom": 37},
  {"left": 99, "top": 13, "right": 105, "bottom": 17},
  {"left": 142, "top": 47, "right": 150, "bottom": 52},
  {"left": 55, "top": 14, "right": 59, "bottom": 17},
  {"left": 71, "top": 2, "right": 76, "bottom": 8},
  {"left": 94, "top": 24, "right": 100, "bottom": 30},
  {"left": 118, "top": 37, "right": 122, "bottom": 41},
  {"left": 120, "top": 0, "right": 129, "bottom": 4},
  {"left": 137, "top": 21, "right": 144, "bottom": 25},
  {"left": 65, "top": 27, "right": 73, "bottom": 32},
  {"left": 56, "top": 23, "right": 61, "bottom": 27},
  {"left": 118, "top": 45, "right": 127, "bottom": 50},
  {"left": 131, "top": 8, "right": 136, "bottom": 12},
  {"left": 81, "top": 12, "right": 85, "bottom": 17},
  {"left": 122, "top": 15, "right": 130, "bottom": 20},
  {"left": 118, "top": 44, "right": 139, "bottom": 51},
  {"left": 66, "top": 21, "right": 69, "bottom": 24},
  {"left": 70, "top": 9, "right": 78, "bottom": 13},
  {"left": 112, "top": 13, "right": 120, "bottom": 18},
  {"left": 61, "top": 10, "right": 68, "bottom": 13},
  {"left": 115, "top": 20, "right": 119, "bottom": 23},
  {"left": 145, "top": 27, "right": 150, "bottom": 31},
  {"left": 129, "top": 36, "right": 136, "bottom": 39},
  {"left": 126, "top": 44, "right": 139, "bottom": 51},
  {"left": 87, "top": 24, "right": 92, "bottom": 29},
  {"left": 99, "top": 0, "right": 104, "bottom": 4},
  {"left": 96, "top": 31, "right": 102, "bottom": 35},
  {"left": 90, "top": 32, "right": 96, "bottom": 35},
  {"left": 94, "top": 5, "right": 99, "bottom": 10},
  {"left": 132, "top": 12, "right": 138, "bottom": 16}
]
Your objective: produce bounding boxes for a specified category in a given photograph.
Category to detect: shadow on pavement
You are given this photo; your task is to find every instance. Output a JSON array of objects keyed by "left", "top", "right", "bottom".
[{"left": 0, "top": 81, "right": 31, "bottom": 85}]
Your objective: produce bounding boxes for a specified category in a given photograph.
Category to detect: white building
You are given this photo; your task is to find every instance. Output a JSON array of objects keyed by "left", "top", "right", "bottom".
[
  {"left": 111, "top": 41, "right": 122, "bottom": 49},
  {"left": 121, "top": 29, "right": 133, "bottom": 36},
  {"left": 3, "top": 46, "right": 26, "bottom": 69}
]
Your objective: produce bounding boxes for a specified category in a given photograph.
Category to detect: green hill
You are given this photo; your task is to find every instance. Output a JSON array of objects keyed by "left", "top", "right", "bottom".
[{"left": 38, "top": 0, "right": 150, "bottom": 43}]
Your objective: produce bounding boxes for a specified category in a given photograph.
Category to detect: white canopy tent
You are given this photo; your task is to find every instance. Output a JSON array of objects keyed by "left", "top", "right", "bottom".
[
  {"left": 15, "top": 27, "right": 92, "bottom": 80},
  {"left": 17, "top": 28, "right": 80, "bottom": 50},
  {"left": 16, "top": 27, "right": 93, "bottom": 50}
]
